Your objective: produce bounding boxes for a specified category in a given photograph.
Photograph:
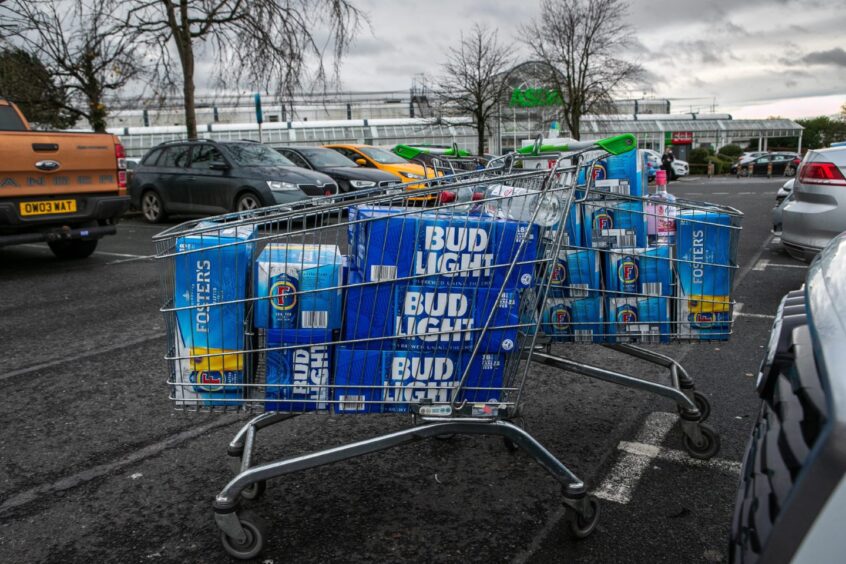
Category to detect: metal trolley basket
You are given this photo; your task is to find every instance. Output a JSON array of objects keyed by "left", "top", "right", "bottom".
[{"left": 153, "top": 133, "right": 742, "bottom": 559}]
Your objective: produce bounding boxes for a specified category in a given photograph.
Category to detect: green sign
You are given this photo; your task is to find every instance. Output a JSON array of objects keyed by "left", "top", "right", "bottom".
[{"left": 509, "top": 88, "right": 563, "bottom": 108}]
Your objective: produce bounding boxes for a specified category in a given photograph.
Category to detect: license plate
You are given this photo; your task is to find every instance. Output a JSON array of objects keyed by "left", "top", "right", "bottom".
[{"left": 19, "top": 199, "right": 77, "bottom": 216}]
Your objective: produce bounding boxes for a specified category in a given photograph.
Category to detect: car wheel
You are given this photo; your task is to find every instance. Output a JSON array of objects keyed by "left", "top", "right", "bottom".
[
  {"left": 141, "top": 190, "right": 166, "bottom": 223},
  {"left": 235, "top": 192, "right": 262, "bottom": 212},
  {"left": 48, "top": 238, "right": 98, "bottom": 260}
]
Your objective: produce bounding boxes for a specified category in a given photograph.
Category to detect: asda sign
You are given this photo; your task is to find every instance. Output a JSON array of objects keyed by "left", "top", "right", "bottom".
[{"left": 509, "top": 88, "right": 563, "bottom": 108}]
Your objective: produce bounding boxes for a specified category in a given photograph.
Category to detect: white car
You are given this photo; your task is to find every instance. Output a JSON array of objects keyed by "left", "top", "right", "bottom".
[{"left": 643, "top": 149, "right": 688, "bottom": 178}]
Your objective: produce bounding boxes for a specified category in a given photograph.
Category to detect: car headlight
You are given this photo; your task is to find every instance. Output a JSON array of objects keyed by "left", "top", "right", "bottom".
[
  {"left": 402, "top": 172, "right": 424, "bottom": 180},
  {"left": 349, "top": 180, "right": 376, "bottom": 188},
  {"left": 267, "top": 180, "right": 299, "bottom": 191}
]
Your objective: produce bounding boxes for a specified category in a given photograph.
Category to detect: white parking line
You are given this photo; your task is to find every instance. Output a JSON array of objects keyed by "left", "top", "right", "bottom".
[
  {"left": 594, "top": 412, "right": 740, "bottom": 505},
  {"left": 712, "top": 192, "right": 730, "bottom": 195},
  {"left": 733, "top": 302, "right": 775, "bottom": 320},
  {"left": 753, "top": 259, "right": 769, "bottom": 271},
  {"left": 753, "top": 259, "right": 806, "bottom": 271},
  {"left": 737, "top": 192, "right": 756, "bottom": 195}
]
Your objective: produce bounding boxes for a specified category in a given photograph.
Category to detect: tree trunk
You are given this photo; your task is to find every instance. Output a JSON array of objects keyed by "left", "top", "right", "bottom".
[
  {"left": 182, "top": 57, "right": 197, "bottom": 139},
  {"left": 173, "top": 0, "right": 197, "bottom": 139},
  {"left": 476, "top": 118, "right": 485, "bottom": 156}
]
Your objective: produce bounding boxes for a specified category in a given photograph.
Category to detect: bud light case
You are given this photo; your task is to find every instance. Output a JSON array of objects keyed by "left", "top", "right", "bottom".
[
  {"left": 350, "top": 206, "right": 538, "bottom": 290},
  {"left": 582, "top": 200, "right": 647, "bottom": 249},
  {"left": 264, "top": 329, "right": 333, "bottom": 411},
  {"left": 547, "top": 248, "right": 600, "bottom": 298},
  {"left": 334, "top": 348, "right": 384, "bottom": 413},
  {"left": 174, "top": 222, "right": 257, "bottom": 352},
  {"left": 607, "top": 297, "right": 670, "bottom": 344},
  {"left": 540, "top": 296, "right": 604, "bottom": 343},
  {"left": 382, "top": 350, "right": 505, "bottom": 413},
  {"left": 343, "top": 269, "right": 398, "bottom": 350},
  {"left": 676, "top": 210, "right": 734, "bottom": 340},
  {"left": 394, "top": 285, "right": 520, "bottom": 353},
  {"left": 254, "top": 244, "right": 343, "bottom": 330},
  {"left": 604, "top": 246, "right": 672, "bottom": 298}
]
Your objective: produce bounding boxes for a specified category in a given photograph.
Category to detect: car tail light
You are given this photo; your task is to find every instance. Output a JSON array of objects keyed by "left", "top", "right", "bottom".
[
  {"left": 115, "top": 142, "right": 127, "bottom": 189},
  {"left": 798, "top": 162, "right": 846, "bottom": 186}
]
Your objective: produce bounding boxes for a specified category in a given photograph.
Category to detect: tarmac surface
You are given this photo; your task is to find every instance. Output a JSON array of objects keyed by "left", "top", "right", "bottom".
[{"left": 0, "top": 176, "right": 808, "bottom": 563}]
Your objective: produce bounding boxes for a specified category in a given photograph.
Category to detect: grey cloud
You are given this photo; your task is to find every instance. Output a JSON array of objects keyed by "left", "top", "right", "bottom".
[
  {"left": 660, "top": 40, "right": 727, "bottom": 64},
  {"left": 349, "top": 38, "right": 388, "bottom": 57},
  {"left": 802, "top": 47, "right": 846, "bottom": 67},
  {"left": 785, "top": 79, "right": 798, "bottom": 88}
]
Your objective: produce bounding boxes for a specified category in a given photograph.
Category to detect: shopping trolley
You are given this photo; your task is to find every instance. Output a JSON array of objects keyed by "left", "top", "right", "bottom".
[{"left": 153, "top": 133, "right": 742, "bottom": 559}]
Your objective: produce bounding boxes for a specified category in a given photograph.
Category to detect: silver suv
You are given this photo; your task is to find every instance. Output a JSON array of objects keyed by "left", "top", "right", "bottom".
[{"left": 781, "top": 146, "right": 846, "bottom": 261}]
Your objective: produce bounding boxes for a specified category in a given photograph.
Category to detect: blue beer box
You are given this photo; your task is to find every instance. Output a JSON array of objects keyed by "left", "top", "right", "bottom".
[
  {"left": 676, "top": 210, "right": 735, "bottom": 340},
  {"left": 548, "top": 248, "right": 600, "bottom": 298},
  {"left": 173, "top": 326, "right": 245, "bottom": 407},
  {"left": 582, "top": 199, "right": 647, "bottom": 249},
  {"left": 550, "top": 202, "right": 582, "bottom": 247},
  {"left": 605, "top": 149, "right": 647, "bottom": 198},
  {"left": 347, "top": 205, "right": 400, "bottom": 274},
  {"left": 334, "top": 348, "right": 384, "bottom": 413},
  {"left": 540, "top": 296, "right": 604, "bottom": 343},
  {"left": 604, "top": 246, "right": 673, "bottom": 298},
  {"left": 343, "top": 269, "right": 398, "bottom": 350},
  {"left": 606, "top": 296, "right": 671, "bottom": 344},
  {"left": 174, "top": 222, "right": 257, "bottom": 351},
  {"left": 264, "top": 329, "right": 333, "bottom": 412},
  {"left": 350, "top": 205, "right": 538, "bottom": 290},
  {"left": 254, "top": 244, "right": 343, "bottom": 330}
]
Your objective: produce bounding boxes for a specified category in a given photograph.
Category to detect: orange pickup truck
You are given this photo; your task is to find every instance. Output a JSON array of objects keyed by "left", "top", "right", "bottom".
[{"left": 0, "top": 98, "right": 130, "bottom": 258}]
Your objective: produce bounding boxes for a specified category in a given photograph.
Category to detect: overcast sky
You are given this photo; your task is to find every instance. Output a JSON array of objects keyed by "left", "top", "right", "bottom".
[{"left": 337, "top": 0, "right": 846, "bottom": 118}]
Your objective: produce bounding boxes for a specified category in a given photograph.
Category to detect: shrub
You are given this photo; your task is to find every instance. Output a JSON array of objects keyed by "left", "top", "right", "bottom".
[
  {"left": 718, "top": 144, "right": 743, "bottom": 158},
  {"left": 688, "top": 147, "right": 712, "bottom": 164}
]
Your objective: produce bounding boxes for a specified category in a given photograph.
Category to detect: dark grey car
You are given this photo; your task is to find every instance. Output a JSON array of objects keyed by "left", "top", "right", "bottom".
[
  {"left": 276, "top": 146, "right": 401, "bottom": 192},
  {"left": 129, "top": 140, "right": 338, "bottom": 223}
]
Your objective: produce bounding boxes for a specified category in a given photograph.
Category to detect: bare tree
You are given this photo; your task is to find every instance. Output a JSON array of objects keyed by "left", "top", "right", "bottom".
[
  {"left": 121, "top": 0, "right": 364, "bottom": 139},
  {"left": 521, "top": 0, "right": 643, "bottom": 140},
  {"left": 436, "top": 25, "right": 512, "bottom": 155},
  {"left": 0, "top": 0, "right": 144, "bottom": 132}
]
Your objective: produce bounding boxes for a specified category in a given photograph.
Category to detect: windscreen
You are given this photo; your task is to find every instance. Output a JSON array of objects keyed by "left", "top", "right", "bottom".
[
  {"left": 300, "top": 148, "right": 358, "bottom": 168},
  {"left": 225, "top": 143, "right": 294, "bottom": 166},
  {"left": 358, "top": 146, "right": 409, "bottom": 165}
]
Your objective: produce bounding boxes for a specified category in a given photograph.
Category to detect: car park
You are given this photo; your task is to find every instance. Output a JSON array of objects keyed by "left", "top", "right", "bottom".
[
  {"left": 276, "top": 146, "right": 401, "bottom": 192},
  {"left": 129, "top": 140, "right": 338, "bottom": 223},
  {"left": 324, "top": 143, "right": 439, "bottom": 198},
  {"left": 730, "top": 232, "right": 846, "bottom": 563},
  {"left": 772, "top": 178, "right": 795, "bottom": 234},
  {"left": 731, "top": 152, "right": 800, "bottom": 177},
  {"left": 781, "top": 145, "right": 846, "bottom": 260},
  {"left": 642, "top": 148, "right": 688, "bottom": 179}
]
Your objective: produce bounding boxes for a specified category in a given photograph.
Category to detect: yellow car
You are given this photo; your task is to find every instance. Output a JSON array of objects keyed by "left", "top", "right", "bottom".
[{"left": 324, "top": 144, "right": 437, "bottom": 199}]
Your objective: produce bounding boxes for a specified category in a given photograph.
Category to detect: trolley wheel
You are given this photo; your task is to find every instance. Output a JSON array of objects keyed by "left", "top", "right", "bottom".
[
  {"left": 240, "top": 480, "right": 267, "bottom": 501},
  {"left": 683, "top": 423, "right": 721, "bottom": 460},
  {"left": 677, "top": 390, "right": 712, "bottom": 422},
  {"left": 503, "top": 437, "right": 519, "bottom": 452},
  {"left": 220, "top": 511, "right": 266, "bottom": 560},
  {"left": 565, "top": 496, "right": 600, "bottom": 539}
]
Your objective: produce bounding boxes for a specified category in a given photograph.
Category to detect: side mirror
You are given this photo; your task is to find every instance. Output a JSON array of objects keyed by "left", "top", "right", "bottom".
[
  {"left": 209, "top": 161, "right": 230, "bottom": 171},
  {"left": 355, "top": 158, "right": 368, "bottom": 167}
]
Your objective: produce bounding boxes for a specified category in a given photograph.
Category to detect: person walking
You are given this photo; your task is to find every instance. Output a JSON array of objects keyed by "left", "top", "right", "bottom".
[{"left": 661, "top": 147, "right": 676, "bottom": 181}]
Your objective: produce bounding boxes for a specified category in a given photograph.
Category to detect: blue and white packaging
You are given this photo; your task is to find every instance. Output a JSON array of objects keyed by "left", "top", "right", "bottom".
[
  {"left": 594, "top": 178, "right": 631, "bottom": 196},
  {"left": 604, "top": 247, "right": 673, "bottom": 298},
  {"left": 343, "top": 269, "right": 397, "bottom": 350},
  {"left": 350, "top": 206, "right": 538, "bottom": 290},
  {"left": 172, "top": 326, "right": 245, "bottom": 407},
  {"left": 582, "top": 200, "right": 647, "bottom": 249},
  {"left": 540, "top": 296, "right": 604, "bottom": 343},
  {"left": 264, "top": 329, "right": 332, "bottom": 412},
  {"left": 605, "top": 149, "right": 647, "bottom": 197},
  {"left": 550, "top": 203, "right": 582, "bottom": 247},
  {"left": 382, "top": 350, "right": 505, "bottom": 412},
  {"left": 394, "top": 285, "right": 520, "bottom": 353},
  {"left": 254, "top": 244, "right": 342, "bottom": 330},
  {"left": 333, "top": 348, "right": 384, "bottom": 413},
  {"left": 676, "top": 210, "right": 734, "bottom": 340},
  {"left": 607, "top": 296, "right": 670, "bottom": 344},
  {"left": 548, "top": 248, "right": 600, "bottom": 297},
  {"left": 174, "top": 222, "right": 257, "bottom": 351}
]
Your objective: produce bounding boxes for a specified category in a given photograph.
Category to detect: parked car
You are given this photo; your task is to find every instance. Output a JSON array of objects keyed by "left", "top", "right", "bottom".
[
  {"left": 731, "top": 152, "right": 800, "bottom": 177},
  {"left": 776, "top": 178, "right": 794, "bottom": 205},
  {"left": 781, "top": 145, "right": 846, "bottom": 260},
  {"left": 642, "top": 149, "right": 660, "bottom": 181},
  {"left": 642, "top": 149, "right": 688, "bottom": 179},
  {"left": 772, "top": 178, "right": 795, "bottom": 234},
  {"left": 324, "top": 144, "right": 439, "bottom": 199},
  {"left": 738, "top": 151, "right": 768, "bottom": 162},
  {"left": 730, "top": 232, "right": 846, "bottom": 563},
  {"left": 129, "top": 140, "right": 337, "bottom": 223},
  {"left": 276, "top": 146, "right": 401, "bottom": 193}
]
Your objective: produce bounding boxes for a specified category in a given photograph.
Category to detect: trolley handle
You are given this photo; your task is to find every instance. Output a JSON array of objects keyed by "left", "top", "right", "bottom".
[{"left": 516, "top": 133, "right": 637, "bottom": 156}]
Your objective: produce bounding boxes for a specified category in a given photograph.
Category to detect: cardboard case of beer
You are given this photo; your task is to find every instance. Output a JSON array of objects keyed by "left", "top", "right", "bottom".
[
  {"left": 254, "top": 244, "right": 343, "bottom": 331},
  {"left": 604, "top": 246, "right": 673, "bottom": 298},
  {"left": 264, "top": 329, "right": 333, "bottom": 411},
  {"left": 540, "top": 296, "right": 604, "bottom": 343},
  {"left": 547, "top": 248, "right": 600, "bottom": 298},
  {"left": 174, "top": 222, "right": 257, "bottom": 352},
  {"left": 676, "top": 210, "right": 734, "bottom": 340},
  {"left": 333, "top": 348, "right": 505, "bottom": 414},
  {"left": 582, "top": 200, "right": 647, "bottom": 249},
  {"left": 172, "top": 326, "right": 245, "bottom": 407},
  {"left": 604, "top": 149, "right": 647, "bottom": 197},
  {"left": 607, "top": 296, "right": 671, "bottom": 344},
  {"left": 349, "top": 206, "right": 538, "bottom": 290},
  {"left": 343, "top": 269, "right": 398, "bottom": 350}
]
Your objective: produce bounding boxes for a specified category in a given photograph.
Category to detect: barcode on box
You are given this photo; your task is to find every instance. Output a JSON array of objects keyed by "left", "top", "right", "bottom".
[
  {"left": 569, "top": 283, "right": 590, "bottom": 298},
  {"left": 301, "top": 311, "right": 328, "bottom": 328},
  {"left": 574, "top": 330, "right": 593, "bottom": 343},
  {"left": 339, "top": 395, "right": 365, "bottom": 411},
  {"left": 370, "top": 265, "right": 397, "bottom": 282},
  {"left": 641, "top": 282, "right": 662, "bottom": 296}
]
